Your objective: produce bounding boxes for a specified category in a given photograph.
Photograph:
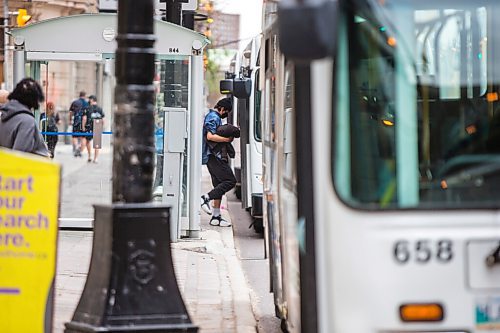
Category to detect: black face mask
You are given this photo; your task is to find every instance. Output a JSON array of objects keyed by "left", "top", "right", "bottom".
[{"left": 220, "top": 112, "right": 228, "bottom": 119}]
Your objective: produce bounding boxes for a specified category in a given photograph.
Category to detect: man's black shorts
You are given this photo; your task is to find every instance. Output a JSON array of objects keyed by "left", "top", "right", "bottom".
[{"left": 72, "top": 126, "right": 88, "bottom": 138}]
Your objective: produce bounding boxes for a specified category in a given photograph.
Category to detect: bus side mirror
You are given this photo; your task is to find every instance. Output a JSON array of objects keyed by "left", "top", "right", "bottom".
[
  {"left": 233, "top": 78, "right": 252, "bottom": 99},
  {"left": 278, "top": 0, "right": 338, "bottom": 60},
  {"left": 220, "top": 79, "right": 233, "bottom": 95}
]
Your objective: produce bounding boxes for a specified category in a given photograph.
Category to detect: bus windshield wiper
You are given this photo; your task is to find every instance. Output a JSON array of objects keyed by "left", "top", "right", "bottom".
[
  {"left": 438, "top": 155, "right": 500, "bottom": 185},
  {"left": 441, "top": 161, "right": 500, "bottom": 187}
]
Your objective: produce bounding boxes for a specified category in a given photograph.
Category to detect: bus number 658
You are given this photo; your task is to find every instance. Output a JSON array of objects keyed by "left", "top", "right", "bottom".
[{"left": 394, "top": 240, "right": 453, "bottom": 264}]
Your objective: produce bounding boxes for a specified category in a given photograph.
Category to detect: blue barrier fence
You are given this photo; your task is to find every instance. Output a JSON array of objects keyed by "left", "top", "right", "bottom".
[
  {"left": 41, "top": 131, "right": 114, "bottom": 136},
  {"left": 41, "top": 131, "right": 164, "bottom": 137}
]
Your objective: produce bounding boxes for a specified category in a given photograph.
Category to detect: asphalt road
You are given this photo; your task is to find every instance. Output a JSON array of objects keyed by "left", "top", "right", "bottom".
[{"left": 227, "top": 191, "right": 281, "bottom": 333}]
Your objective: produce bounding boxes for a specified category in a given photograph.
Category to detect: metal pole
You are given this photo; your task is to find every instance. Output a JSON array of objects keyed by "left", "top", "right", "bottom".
[
  {"left": 166, "top": 0, "right": 182, "bottom": 25},
  {"left": 44, "top": 62, "right": 48, "bottom": 107},
  {"left": 103, "top": 59, "right": 114, "bottom": 131},
  {"left": 188, "top": 43, "right": 203, "bottom": 238},
  {"left": 96, "top": 62, "right": 103, "bottom": 105},
  {"left": 12, "top": 37, "right": 25, "bottom": 86},
  {"left": 3, "top": 0, "right": 10, "bottom": 90},
  {"left": 113, "top": 0, "right": 156, "bottom": 203}
]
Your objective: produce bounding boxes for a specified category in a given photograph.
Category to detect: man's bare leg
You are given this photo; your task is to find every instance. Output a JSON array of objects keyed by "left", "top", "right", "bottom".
[
  {"left": 84, "top": 138, "right": 92, "bottom": 161},
  {"left": 93, "top": 148, "right": 100, "bottom": 163},
  {"left": 72, "top": 137, "right": 80, "bottom": 157}
]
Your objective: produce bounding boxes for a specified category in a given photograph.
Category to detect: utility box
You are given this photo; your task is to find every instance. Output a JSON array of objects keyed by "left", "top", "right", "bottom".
[{"left": 161, "top": 107, "right": 188, "bottom": 241}]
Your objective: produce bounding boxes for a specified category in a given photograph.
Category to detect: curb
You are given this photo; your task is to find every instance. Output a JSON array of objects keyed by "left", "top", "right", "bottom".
[
  {"left": 222, "top": 234, "right": 257, "bottom": 332},
  {"left": 174, "top": 193, "right": 257, "bottom": 332},
  {"left": 220, "top": 200, "right": 257, "bottom": 333},
  {"left": 200, "top": 168, "right": 257, "bottom": 332}
]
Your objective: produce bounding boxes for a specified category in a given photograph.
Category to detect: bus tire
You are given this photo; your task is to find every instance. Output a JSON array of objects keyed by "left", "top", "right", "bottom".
[
  {"left": 275, "top": 305, "right": 281, "bottom": 318},
  {"left": 253, "top": 218, "right": 264, "bottom": 234},
  {"left": 281, "top": 318, "right": 289, "bottom": 333}
]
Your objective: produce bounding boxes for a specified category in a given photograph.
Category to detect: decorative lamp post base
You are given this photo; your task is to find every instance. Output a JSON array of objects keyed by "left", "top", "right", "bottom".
[{"left": 64, "top": 204, "right": 198, "bottom": 333}]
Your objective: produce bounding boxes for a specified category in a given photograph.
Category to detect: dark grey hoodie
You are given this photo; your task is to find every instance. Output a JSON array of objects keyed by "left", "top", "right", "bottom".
[{"left": 0, "top": 99, "right": 49, "bottom": 157}]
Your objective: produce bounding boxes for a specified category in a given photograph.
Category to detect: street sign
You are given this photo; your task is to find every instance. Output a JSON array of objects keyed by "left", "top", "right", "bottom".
[
  {"left": 0, "top": 149, "right": 60, "bottom": 333},
  {"left": 99, "top": 0, "right": 197, "bottom": 12}
]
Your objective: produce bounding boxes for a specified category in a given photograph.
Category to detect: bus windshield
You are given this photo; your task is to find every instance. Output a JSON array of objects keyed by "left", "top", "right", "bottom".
[{"left": 334, "top": 0, "right": 500, "bottom": 209}]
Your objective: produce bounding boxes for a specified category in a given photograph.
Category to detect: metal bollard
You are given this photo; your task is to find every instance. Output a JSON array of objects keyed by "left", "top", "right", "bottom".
[{"left": 92, "top": 118, "right": 103, "bottom": 149}]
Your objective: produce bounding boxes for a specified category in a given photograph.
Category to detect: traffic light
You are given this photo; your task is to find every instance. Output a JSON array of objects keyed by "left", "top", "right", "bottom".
[
  {"left": 204, "top": 27, "right": 212, "bottom": 38},
  {"left": 16, "top": 9, "right": 31, "bottom": 27},
  {"left": 203, "top": 53, "right": 208, "bottom": 69}
]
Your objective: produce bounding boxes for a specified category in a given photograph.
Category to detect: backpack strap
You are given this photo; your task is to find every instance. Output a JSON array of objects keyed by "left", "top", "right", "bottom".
[
  {"left": 5, "top": 110, "right": 34, "bottom": 119},
  {"left": 16, "top": 110, "right": 34, "bottom": 117}
]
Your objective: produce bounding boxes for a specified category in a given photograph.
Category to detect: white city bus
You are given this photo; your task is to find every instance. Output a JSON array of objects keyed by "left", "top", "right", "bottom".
[
  {"left": 263, "top": 0, "right": 500, "bottom": 332},
  {"left": 220, "top": 39, "right": 264, "bottom": 232},
  {"left": 261, "top": 1, "right": 302, "bottom": 330},
  {"left": 236, "top": 37, "right": 264, "bottom": 230}
]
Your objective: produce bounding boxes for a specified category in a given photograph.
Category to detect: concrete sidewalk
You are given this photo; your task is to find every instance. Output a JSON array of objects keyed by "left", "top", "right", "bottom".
[
  {"left": 52, "top": 141, "right": 257, "bottom": 332},
  {"left": 56, "top": 138, "right": 112, "bottom": 222}
]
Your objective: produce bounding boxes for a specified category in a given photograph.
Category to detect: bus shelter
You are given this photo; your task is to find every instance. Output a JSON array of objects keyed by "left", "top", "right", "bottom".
[{"left": 11, "top": 14, "right": 209, "bottom": 240}]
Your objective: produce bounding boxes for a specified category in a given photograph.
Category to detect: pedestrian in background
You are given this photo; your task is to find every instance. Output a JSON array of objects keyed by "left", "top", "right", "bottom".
[
  {"left": 200, "top": 97, "right": 237, "bottom": 227},
  {"left": 43, "top": 101, "right": 60, "bottom": 158},
  {"left": 83, "top": 95, "right": 105, "bottom": 163},
  {"left": 69, "top": 90, "right": 88, "bottom": 158},
  {"left": 0, "top": 78, "right": 49, "bottom": 157}
]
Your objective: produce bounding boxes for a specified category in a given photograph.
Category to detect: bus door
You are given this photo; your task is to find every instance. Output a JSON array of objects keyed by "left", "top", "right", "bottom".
[{"left": 238, "top": 93, "right": 251, "bottom": 209}]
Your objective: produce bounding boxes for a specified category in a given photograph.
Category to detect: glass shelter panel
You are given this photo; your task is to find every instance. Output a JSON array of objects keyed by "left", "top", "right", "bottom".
[
  {"left": 153, "top": 58, "right": 190, "bottom": 217},
  {"left": 47, "top": 57, "right": 190, "bottom": 226},
  {"left": 334, "top": 0, "right": 500, "bottom": 209},
  {"left": 37, "top": 60, "right": 111, "bottom": 226}
]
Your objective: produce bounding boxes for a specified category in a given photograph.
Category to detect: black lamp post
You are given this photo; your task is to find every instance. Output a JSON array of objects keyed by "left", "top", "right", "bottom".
[{"left": 64, "top": 1, "right": 197, "bottom": 331}]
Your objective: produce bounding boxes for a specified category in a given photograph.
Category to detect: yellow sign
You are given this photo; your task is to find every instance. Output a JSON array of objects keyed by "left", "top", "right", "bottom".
[{"left": 0, "top": 149, "right": 60, "bottom": 333}]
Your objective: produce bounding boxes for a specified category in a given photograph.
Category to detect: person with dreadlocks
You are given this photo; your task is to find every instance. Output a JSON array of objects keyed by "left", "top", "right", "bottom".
[{"left": 0, "top": 78, "right": 49, "bottom": 157}]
